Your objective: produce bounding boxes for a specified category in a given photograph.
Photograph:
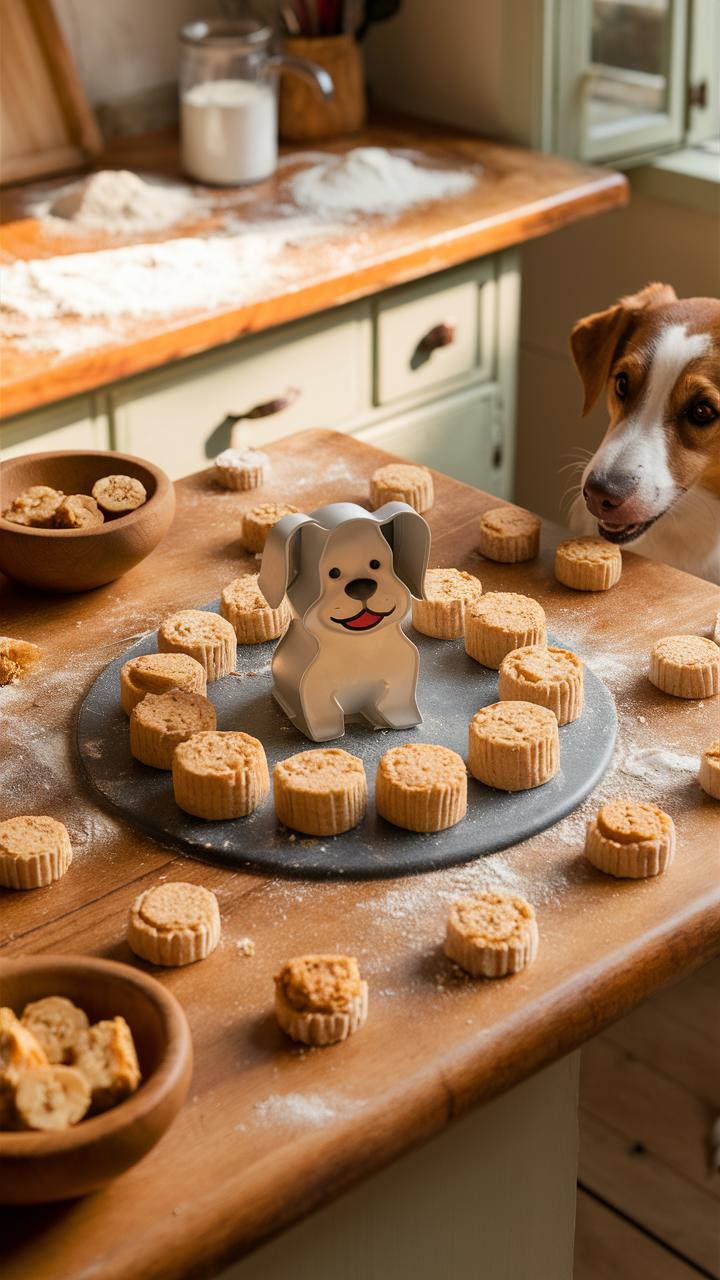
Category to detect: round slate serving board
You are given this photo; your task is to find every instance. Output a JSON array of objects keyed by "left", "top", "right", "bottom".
[{"left": 77, "top": 602, "right": 617, "bottom": 880}]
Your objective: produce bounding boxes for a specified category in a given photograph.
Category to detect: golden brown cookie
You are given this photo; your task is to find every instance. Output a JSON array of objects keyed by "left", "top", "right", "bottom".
[
  {"left": 274, "top": 749, "right": 367, "bottom": 836},
  {"left": 128, "top": 881, "right": 221, "bottom": 966},
  {"left": 445, "top": 892, "right": 539, "bottom": 977},
  {"left": 464, "top": 592, "right": 546, "bottom": 669},
  {"left": 119, "top": 652, "right": 207, "bottom": 715},
  {"left": 369, "top": 463, "right": 434, "bottom": 513},
  {"left": 91, "top": 474, "right": 147, "bottom": 515},
  {"left": 21, "top": 997, "right": 89, "bottom": 1065},
  {"left": 129, "top": 689, "right": 217, "bottom": 770},
  {"left": 53, "top": 494, "right": 104, "bottom": 529},
  {"left": 699, "top": 741, "right": 720, "bottom": 800},
  {"left": 649, "top": 634, "right": 719, "bottom": 699},
  {"left": 13, "top": 1065, "right": 90, "bottom": 1131},
  {"left": 0, "top": 636, "right": 41, "bottom": 686},
  {"left": 241, "top": 503, "right": 300, "bottom": 553},
  {"left": 172, "top": 730, "right": 270, "bottom": 819},
  {"left": 2, "top": 485, "right": 65, "bottom": 527},
  {"left": 220, "top": 573, "right": 290, "bottom": 644},
  {"left": 477, "top": 506, "right": 541, "bottom": 563},
  {"left": 0, "top": 1007, "right": 47, "bottom": 1089},
  {"left": 214, "top": 447, "right": 269, "bottom": 491},
  {"left": 498, "top": 644, "right": 584, "bottom": 725},
  {"left": 584, "top": 799, "right": 675, "bottom": 878},
  {"left": 375, "top": 743, "right": 467, "bottom": 833},
  {"left": 158, "top": 609, "right": 237, "bottom": 681},
  {"left": 411, "top": 568, "right": 483, "bottom": 640},
  {"left": 0, "top": 815, "right": 73, "bottom": 890},
  {"left": 274, "top": 954, "right": 368, "bottom": 1046},
  {"left": 468, "top": 700, "right": 559, "bottom": 791},
  {"left": 554, "top": 537, "right": 622, "bottom": 591},
  {"left": 73, "top": 1017, "right": 141, "bottom": 1111}
]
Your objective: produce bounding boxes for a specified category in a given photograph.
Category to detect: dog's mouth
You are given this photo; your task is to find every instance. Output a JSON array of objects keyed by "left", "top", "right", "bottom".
[
  {"left": 596, "top": 514, "right": 661, "bottom": 545},
  {"left": 330, "top": 605, "right": 396, "bottom": 631}
]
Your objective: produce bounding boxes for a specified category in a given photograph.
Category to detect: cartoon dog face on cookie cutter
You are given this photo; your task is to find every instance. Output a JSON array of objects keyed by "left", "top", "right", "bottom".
[{"left": 259, "top": 501, "right": 431, "bottom": 742}]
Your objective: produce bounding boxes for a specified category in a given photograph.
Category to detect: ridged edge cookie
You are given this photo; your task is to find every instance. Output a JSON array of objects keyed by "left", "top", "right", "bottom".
[{"left": 274, "top": 980, "right": 368, "bottom": 1046}]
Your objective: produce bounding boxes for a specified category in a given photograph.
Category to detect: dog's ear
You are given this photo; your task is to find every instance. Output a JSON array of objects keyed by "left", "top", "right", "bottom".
[
  {"left": 570, "top": 282, "right": 677, "bottom": 415},
  {"left": 375, "top": 503, "right": 431, "bottom": 599},
  {"left": 258, "top": 512, "right": 317, "bottom": 607}
]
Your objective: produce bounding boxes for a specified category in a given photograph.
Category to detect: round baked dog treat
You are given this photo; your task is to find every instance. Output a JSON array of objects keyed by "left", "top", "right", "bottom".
[
  {"left": 445, "top": 892, "right": 539, "bottom": 978},
  {"left": 14, "top": 1065, "right": 90, "bottom": 1131},
  {"left": 411, "top": 568, "right": 483, "bottom": 640},
  {"left": 214, "top": 447, "right": 269, "bottom": 492},
  {"left": 369, "top": 463, "right": 434, "bottom": 513},
  {"left": 0, "top": 815, "right": 72, "bottom": 890},
  {"left": 274, "top": 749, "right": 367, "bottom": 836},
  {"left": 2, "top": 485, "right": 65, "bottom": 527},
  {"left": 375, "top": 743, "right": 467, "bottom": 833},
  {"left": 241, "top": 503, "right": 300, "bottom": 553},
  {"left": 0, "top": 636, "right": 41, "bottom": 686},
  {"left": 464, "top": 592, "right": 546, "bottom": 669},
  {"left": 53, "top": 494, "right": 104, "bottom": 529},
  {"left": 21, "top": 997, "right": 89, "bottom": 1065},
  {"left": 477, "top": 506, "right": 541, "bottom": 563},
  {"left": 119, "top": 652, "right": 207, "bottom": 715},
  {"left": 172, "top": 730, "right": 270, "bottom": 819},
  {"left": 584, "top": 799, "right": 675, "bottom": 878},
  {"left": 91, "top": 474, "right": 147, "bottom": 515},
  {"left": 649, "top": 634, "right": 719, "bottom": 699},
  {"left": 73, "top": 1017, "right": 141, "bottom": 1111},
  {"left": 468, "top": 701, "right": 559, "bottom": 791},
  {"left": 554, "top": 537, "right": 622, "bottom": 591},
  {"left": 158, "top": 609, "right": 237, "bottom": 681},
  {"left": 220, "top": 573, "right": 290, "bottom": 644},
  {"left": 274, "top": 954, "right": 368, "bottom": 1046},
  {"left": 699, "top": 741, "right": 720, "bottom": 799},
  {"left": 498, "top": 645, "right": 584, "bottom": 725},
  {"left": 128, "top": 881, "right": 221, "bottom": 966},
  {"left": 129, "top": 689, "right": 217, "bottom": 770}
]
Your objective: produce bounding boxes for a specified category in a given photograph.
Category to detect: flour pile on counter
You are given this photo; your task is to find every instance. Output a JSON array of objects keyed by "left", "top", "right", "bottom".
[
  {"left": 46, "top": 170, "right": 200, "bottom": 234},
  {"left": 289, "top": 147, "right": 476, "bottom": 217}
]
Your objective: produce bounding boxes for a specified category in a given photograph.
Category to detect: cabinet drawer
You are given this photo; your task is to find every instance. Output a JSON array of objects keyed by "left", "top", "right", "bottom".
[
  {"left": 374, "top": 262, "right": 495, "bottom": 407},
  {"left": 0, "top": 399, "right": 109, "bottom": 461},
  {"left": 111, "top": 307, "right": 372, "bottom": 480}
]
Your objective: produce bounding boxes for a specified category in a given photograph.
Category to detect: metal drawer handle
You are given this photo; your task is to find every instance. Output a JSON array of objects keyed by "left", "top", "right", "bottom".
[
  {"left": 232, "top": 386, "right": 301, "bottom": 422},
  {"left": 204, "top": 388, "right": 301, "bottom": 460},
  {"left": 412, "top": 320, "right": 456, "bottom": 370}
]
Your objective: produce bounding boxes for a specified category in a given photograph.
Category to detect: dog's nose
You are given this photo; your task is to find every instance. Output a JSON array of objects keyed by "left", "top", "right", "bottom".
[
  {"left": 583, "top": 472, "right": 632, "bottom": 515},
  {"left": 344, "top": 577, "right": 377, "bottom": 601}
]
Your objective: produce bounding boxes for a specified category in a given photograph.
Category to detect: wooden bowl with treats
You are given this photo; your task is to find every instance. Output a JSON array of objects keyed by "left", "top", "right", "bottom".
[
  {"left": 0, "top": 450, "right": 175, "bottom": 592},
  {"left": 0, "top": 955, "right": 192, "bottom": 1203}
]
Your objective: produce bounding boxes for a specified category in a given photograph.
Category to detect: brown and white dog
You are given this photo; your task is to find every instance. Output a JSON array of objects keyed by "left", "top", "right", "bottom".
[{"left": 569, "top": 283, "right": 720, "bottom": 584}]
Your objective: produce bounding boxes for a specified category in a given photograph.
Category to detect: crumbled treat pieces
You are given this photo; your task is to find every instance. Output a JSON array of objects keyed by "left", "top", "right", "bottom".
[
  {"left": 2, "top": 485, "right": 65, "bottom": 527},
  {"left": 0, "top": 815, "right": 73, "bottom": 890},
  {"left": 369, "top": 463, "right": 434, "bottom": 514},
  {"left": 129, "top": 689, "right": 217, "bottom": 770},
  {"left": 554, "top": 537, "right": 622, "bottom": 591},
  {"left": 649, "top": 634, "right": 719, "bottom": 699},
  {"left": 220, "top": 573, "right": 290, "bottom": 644},
  {"left": 91, "top": 474, "right": 147, "bottom": 515},
  {"left": 236, "top": 937, "right": 255, "bottom": 956},
  {"left": 498, "top": 645, "right": 584, "bottom": 725},
  {"left": 584, "top": 799, "right": 675, "bottom": 878},
  {"left": 13, "top": 1065, "right": 90, "bottom": 1131},
  {"left": 158, "top": 608, "right": 237, "bottom": 681},
  {"left": 274, "top": 749, "right": 367, "bottom": 836},
  {"left": 214, "top": 447, "right": 269, "bottom": 491},
  {"left": 274, "top": 954, "right": 368, "bottom": 1046},
  {"left": 464, "top": 591, "right": 546, "bottom": 669},
  {"left": 445, "top": 892, "right": 539, "bottom": 978},
  {"left": 53, "top": 494, "right": 104, "bottom": 529},
  {"left": 411, "top": 568, "right": 483, "bottom": 640},
  {"left": 172, "top": 730, "right": 270, "bottom": 819},
  {"left": 21, "top": 997, "right": 89, "bottom": 1065},
  {"left": 73, "top": 1016, "right": 141, "bottom": 1111},
  {"left": 241, "top": 503, "right": 300, "bottom": 553},
  {"left": 699, "top": 741, "right": 720, "bottom": 800},
  {"left": 468, "top": 701, "right": 559, "bottom": 791},
  {"left": 375, "top": 743, "right": 467, "bottom": 833},
  {"left": 0, "top": 1008, "right": 47, "bottom": 1087},
  {"left": 128, "top": 881, "right": 221, "bottom": 966},
  {"left": 0, "top": 636, "right": 41, "bottom": 686},
  {"left": 119, "top": 652, "right": 207, "bottom": 715},
  {"left": 477, "top": 506, "right": 541, "bottom": 563}
]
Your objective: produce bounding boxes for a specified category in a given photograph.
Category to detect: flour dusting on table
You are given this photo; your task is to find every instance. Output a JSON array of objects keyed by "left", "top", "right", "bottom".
[{"left": 289, "top": 146, "right": 476, "bottom": 218}]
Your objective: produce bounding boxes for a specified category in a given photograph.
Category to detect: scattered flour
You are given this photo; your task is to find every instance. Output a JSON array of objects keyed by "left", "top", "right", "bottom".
[
  {"left": 617, "top": 745, "right": 700, "bottom": 787},
  {"left": 252, "top": 1092, "right": 365, "bottom": 1127},
  {"left": 46, "top": 170, "right": 200, "bottom": 233},
  {"left": 289, "top": 146, "right": 476, "bottom": 218}
]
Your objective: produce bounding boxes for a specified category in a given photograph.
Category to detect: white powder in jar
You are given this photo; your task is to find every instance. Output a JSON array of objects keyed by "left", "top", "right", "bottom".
[{"left": 181, "top": 79, "right": 277, "bottom": 186}]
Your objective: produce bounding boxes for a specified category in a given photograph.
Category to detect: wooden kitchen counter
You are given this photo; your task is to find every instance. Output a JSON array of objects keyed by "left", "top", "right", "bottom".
[
  {"left": 1, "top": 429, "right": 717, "bottom": 1279},
  {"left": 0, "top": 115, "right": 627, "bottom": 418}
]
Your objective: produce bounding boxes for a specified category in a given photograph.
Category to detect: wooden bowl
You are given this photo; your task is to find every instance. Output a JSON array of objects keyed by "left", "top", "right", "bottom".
[
  {"left": 0, "top": 955, "right": 193, "bottom": 1203},
  {"left": 0, "top": 450, "right": 175, "bottom": 592}
]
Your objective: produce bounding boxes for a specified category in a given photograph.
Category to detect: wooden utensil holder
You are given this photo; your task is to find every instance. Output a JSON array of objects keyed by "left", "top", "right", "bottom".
[{"left": 279, "top": 35, "right": 366, "bottom": 141}]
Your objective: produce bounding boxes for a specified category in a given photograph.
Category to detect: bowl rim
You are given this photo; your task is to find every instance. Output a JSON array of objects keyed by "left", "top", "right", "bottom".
[
  {"left": 0, "top": 450, "right": 174, "bottom": 540},
  {"left": 0, "top": 954, "right": 192, "bottom": 1155}
]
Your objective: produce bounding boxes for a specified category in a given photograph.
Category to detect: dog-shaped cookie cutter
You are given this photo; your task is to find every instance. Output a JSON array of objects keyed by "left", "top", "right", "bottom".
[{"left": 258, "top": 501, "right": 431, "bottom": 742}]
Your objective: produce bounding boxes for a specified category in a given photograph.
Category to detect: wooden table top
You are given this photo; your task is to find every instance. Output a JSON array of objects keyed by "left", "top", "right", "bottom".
[
  {"left": 1, "top": 429, "right": 717, "bottom": 1279},
  {"left": 0, "top": 114, "right": 628, "bottom": 419}
]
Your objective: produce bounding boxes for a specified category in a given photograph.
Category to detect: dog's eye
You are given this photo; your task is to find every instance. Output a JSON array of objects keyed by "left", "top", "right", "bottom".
[
  {"left": 369, "top": 559, "right": 380, "bottom": 570},
  {"left": 614, "top": 372, "right": 628, "bottom": 400},
  {"left": 328, "top": 567, "right": 341, "bottom": 579},
  {"left": 688, "top": 400, "right": 717, "bottom": 427}
]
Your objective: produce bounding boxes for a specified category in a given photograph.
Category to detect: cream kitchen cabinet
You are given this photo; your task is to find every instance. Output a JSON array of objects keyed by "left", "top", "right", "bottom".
[{"left": 0, "top": 395, "right": 110, "bottom": 462}]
